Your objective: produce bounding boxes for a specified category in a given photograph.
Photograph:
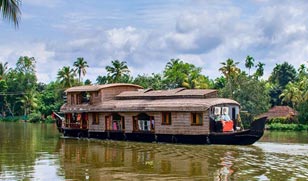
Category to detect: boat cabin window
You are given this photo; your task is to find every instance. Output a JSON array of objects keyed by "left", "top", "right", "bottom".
[
  {"left": 105, "top": 113, "right": 125, "bottom": 131},
  {"left": 65, "top": 113, "right": 88, "bottom": 129},
  {"left": 191, "top": 112, "right": 203, "bottom": 126},
  {"left": 92, "top": 113, "right": 99, "bottom": 125},
  {"left": 162, "top": 112, "right": 172, "bottom": 125},
  {"left": 133, "top": 113, "right": 154, "bottom": 132}
]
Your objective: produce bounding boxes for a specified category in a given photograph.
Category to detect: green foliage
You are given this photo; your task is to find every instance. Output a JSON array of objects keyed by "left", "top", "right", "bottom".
[
  {"left": 105, "top": 60, "right": 130, "bottom": 83},
  {"left": 133, "top": 73, "right": 163, "bottom": 90},
  {"left": 96, "top": 75, "right": 108, "bottom": 84},
  {"left": 220, "top": 74, "right": 270, "bottom": 116},
  {"left": 240, "top": 111, "right": 254, "bottom": 128},
  {"left": 268, "top": 62, "right": 297, "bottom": 107},
  {"left": 163, "top": 58, "right": 210, "bottom": 89},
  {"left": 0, "top": 116, "right": 22, "bottom": 122},
  {"left": 73, "top": 57, "right": 89, "bottom": 83},
  {"left": 297, "top": 101, "right": 308, "bottom": 124},
  {"left": 244, "top": 55, "right": 254, "bottom": 76},
  {"left": 254, "top": 62, "right": 265, "bottom": 78},
  {"left": 0, "top": 0, "right": 21, "bottom": 27},
  {"left": 267, "top": 123, "right": 308, "bottom": 131},
  {"left": 57, "top": 66, "right": 77, "bottom": 88},
  {"left": 213, "top": 76, "right": 226, "bottom": 89},
  {"left": 84, "top": 79, "right": 91, "bottom": 85},
  {"left": 44, "top": 115, "right": 56, "bottom": 123},
  {"left": 269, "top": 62, "right": 297, "bottom": 88},
  {"left": 267, "top": 117, "right": 298, "bottom": 124},
  {"left": 28, "top": 112, "right": 42, "bottom": 123},
  {"left": 37, "top": 81, "right": 64, "bottom": 117}
]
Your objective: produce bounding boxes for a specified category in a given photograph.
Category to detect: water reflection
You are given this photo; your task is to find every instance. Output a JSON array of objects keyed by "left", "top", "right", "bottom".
[
  {"left": 55, "top": 139, "right": 270, "bottom": 180},
  {"left": 0, "top": 122, "right": 308, "bottom": 180}
]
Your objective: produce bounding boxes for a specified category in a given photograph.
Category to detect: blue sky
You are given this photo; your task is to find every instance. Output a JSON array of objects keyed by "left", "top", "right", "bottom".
[{"left": 1, "top": 0, "right": 308, "bottom": 83}]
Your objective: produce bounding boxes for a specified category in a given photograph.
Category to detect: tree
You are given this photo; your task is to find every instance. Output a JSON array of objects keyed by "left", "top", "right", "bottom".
[
  {"left": 84, "top": 79, "right": 91, "bottom": 85},
  {"left": 219, "top": 58, "right": 240, "bottom": 80},
  {"left": 269, "top": 62, "right": 297, "bottom": 106},
  {"left": 0, "top": 79, "right": 8, "bottom": 116},
  {"left": 279, "top": 82, "right": 301, "bottom": 107},
  {"left": 16, "top": 56, "right": 36, "bottom": 74},
  {"left": 57, "top": 66, "right": 76, "bottom": 88},
  {"left": 0, "top": 0, "right": 21, "bottom": 27},
  {"left": 223, "top": 74, "right": 270, "bottom": 116},
  {"left": 219, "top": 58, "right": 240, "bottom": 98},
  {"left": 254, "top": 62, "right": 265, "bottom": 79},
  {"left": 213, "top": 76, "right": 226, "bottom": 89},
  {"left": 133, "top": 73, "right": 163, "bottom": 90},
  {"left": 105, "top": 60, "right": 130, "bottom": 83},
  {"left": 19, "top": 90, "right": 38, "bottom": 116},
  {"left": 245, "top": 55, "right": 254, "bottom": 76},
  {"left": 96, "top": 75, "right": 108, "bottom": 85},
  {"left": 0, "top": 61, "right": 8, "bottom": 80},
  {"left": 37, "top": 81, "right": 64, "bottom": 117},
  {"left": 163, "top": 58, "right": 210, "bottom": 89},
  {"left": 73, "top": 57, "right": 89, "bottom": 84},
  {"left": 269, "top": 62, "right": 297, "bottom": 89}
]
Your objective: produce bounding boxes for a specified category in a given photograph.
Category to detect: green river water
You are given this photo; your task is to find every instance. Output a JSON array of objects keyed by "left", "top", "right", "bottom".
[{"left": 0, "top": 122, "right": 307, "bottom": 180}]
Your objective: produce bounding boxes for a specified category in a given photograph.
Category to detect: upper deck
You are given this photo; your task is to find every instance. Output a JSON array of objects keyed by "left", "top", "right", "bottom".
[{"left": 61, "top": 83, "right": 239, "bottom": 113}]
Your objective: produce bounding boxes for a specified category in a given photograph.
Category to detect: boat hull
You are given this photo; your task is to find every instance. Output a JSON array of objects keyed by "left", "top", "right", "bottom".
[
  {"left": 60, "top": 129, "right": 263, "bottom": 145},
  {"left": 58, "top": 116, "right": 267, "bottom": 145}
]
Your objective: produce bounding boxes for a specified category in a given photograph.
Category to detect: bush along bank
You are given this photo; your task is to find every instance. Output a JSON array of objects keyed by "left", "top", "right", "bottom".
[{"left": 267, "top": 123, "right": 308, "bottom": 131}]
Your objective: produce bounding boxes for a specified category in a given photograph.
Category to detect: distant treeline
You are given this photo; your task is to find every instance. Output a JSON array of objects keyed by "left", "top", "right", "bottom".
[{"left": 0, "top": 56, "right": 307, "bottom": 125}]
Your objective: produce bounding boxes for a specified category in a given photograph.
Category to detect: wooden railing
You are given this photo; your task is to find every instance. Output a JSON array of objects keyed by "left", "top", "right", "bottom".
[{"left": 65, "top": 123, "right": 88, "bottom": 129}]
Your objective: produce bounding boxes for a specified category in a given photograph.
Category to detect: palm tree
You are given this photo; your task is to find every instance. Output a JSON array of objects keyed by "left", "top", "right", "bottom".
[
  {"left": 279, "top": 82, "right": 301, "bottom": 107},
  {"left": 19, "top": 90, "right": 38, "bottom": 116},
  {"left": 105, "top": 60, "right": 130, "bottom": 83},
  {"left": 219, "top": 58, "right": 240, "bottom": 80},
  {"left": 255, "top": 62, "right": 265, "bottom": 78},
  {"left": 0, "top": 0, "right": 21, "bottom": 27},
  {"left": 73, "top": 57, "right": 89, "bottom": 84},
  {"left": 57, "top": 66, "right": 76, "bottom": 88},
  {"left": 165, "top": 58, "right": 180, "bottom": 70},
  {"left": 0, "top": 61, "right": 8, "bottom": 80},
  {"left": 245, "top": 55, "right": 255, "bottom": 76},
  {"left": 219, "top": 58, "right": 240, "bottom": 98}
]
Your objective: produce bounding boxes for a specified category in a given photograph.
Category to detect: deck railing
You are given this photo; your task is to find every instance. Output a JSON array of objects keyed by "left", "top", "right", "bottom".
[{"left": 65, "top": 122, "right": 88, "bottom": 129}]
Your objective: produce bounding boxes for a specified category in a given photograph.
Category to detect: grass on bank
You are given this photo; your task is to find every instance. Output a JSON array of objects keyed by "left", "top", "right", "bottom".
[
  {"left": 266, "top": 123, "right": 308, "bottom": 131},
  {"left": 0, "top": 113, "right": 55, "bottom": 123}
]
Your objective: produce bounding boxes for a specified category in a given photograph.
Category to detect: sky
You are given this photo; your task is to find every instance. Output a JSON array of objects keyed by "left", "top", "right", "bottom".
[{"left": 1, "top": 0, "right": 308, "bottom": 83}]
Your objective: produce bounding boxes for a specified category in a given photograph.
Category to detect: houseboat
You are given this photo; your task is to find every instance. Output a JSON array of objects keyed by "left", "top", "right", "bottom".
[{"left": 54, "top": 83, "right": 266, "bottom": 145}]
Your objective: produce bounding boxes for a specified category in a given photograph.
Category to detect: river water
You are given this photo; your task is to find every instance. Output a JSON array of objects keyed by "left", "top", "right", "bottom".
[{"left": 0, "top": 122, "right": 307, "bottom": 180}]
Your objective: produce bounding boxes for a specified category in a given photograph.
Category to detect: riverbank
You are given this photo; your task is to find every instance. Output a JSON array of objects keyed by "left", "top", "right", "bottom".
[
  {"left": 0, "top": 115, "right": 55, "bottom": 123},
  {"left": 266, "top": 123, "right": 308, "bottom": 131}
]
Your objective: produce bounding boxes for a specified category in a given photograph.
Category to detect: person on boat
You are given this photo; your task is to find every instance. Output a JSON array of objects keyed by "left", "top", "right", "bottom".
[
  {"left": 221, "top": 113, "right": 231, "bottom": 121},
  {"left": 214, "top": 115, "right": 223, "bottom": 132}
]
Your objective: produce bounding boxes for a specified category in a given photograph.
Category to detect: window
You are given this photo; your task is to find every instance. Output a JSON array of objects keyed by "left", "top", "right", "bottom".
[
  {"left": 133, "top": 113, "right": 154, "bottom": 132},
  {"left": 105, "top": 113, "right": 125, "bottom": 131},
  {"left": 162, "top": 112, "right": 172, "bottom": 125},
  {"left": 92, "top": 113, "right": 99, "bottom": 125},
  {"left": 191, "top": 112, "right": 203, "bottom": 125},
  {"left": 71, "top": 94, "right": 75, "bottom": 105}
]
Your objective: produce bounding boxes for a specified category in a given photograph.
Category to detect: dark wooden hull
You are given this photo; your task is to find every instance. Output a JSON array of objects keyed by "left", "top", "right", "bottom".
[{"left": 58, "top": 116, "right": 267, "bottom": 145}]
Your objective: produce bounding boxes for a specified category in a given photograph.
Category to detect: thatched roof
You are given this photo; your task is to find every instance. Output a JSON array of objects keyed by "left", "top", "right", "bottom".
[
  {"left": 60, "top": 98, "right": 240, "bottom": 113},
  {"left": 257, "top": 106, "right": 298, "bottom": 119},
  {"left": 65, "top": 83, "right": 143, "bottom": 93}
]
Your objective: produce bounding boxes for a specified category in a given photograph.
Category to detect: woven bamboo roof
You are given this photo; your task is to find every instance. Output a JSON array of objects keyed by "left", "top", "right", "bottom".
[
  {"left": 116, "top": 88, "right": 218, "bottom": 99},
  {"left": 65, "top": 83, "right": 143, "bottom": 93},
  {"left": 60, "top": 98, "right": 239, "bottom": 113}
]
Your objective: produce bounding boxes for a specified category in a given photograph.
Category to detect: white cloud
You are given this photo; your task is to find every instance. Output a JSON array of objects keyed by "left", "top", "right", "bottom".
[{"left": 3, "top": 0, "right": 308, "bottom": 84}]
